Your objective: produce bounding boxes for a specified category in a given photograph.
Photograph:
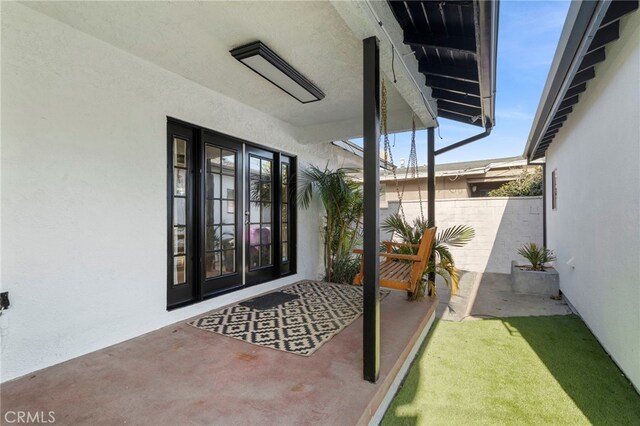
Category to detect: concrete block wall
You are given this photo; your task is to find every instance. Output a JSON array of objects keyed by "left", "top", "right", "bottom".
[{"left": 381, "top": 197, "right": 544, "bottom": 274}]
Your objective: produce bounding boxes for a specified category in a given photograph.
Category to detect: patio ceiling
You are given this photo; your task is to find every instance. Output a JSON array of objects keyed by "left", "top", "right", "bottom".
[
  {"left": 525, "top": 0, "right": 639, "bottom": 161},
  {"left": 23, "top": 1, "right": 436, "bottom": 145},
  {"left": 387, "top": 0, "right": 499, "bottom": 129}
]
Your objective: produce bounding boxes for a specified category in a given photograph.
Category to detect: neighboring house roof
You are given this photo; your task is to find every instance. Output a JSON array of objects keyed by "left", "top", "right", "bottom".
[
  {"left": 375, "top": 155, "right": 527, "bottom": 181},
  {"left": 524, "top": 0, "right": 638, "bottom": 161},
  {"left": 389, "top": 1, "right": 499, "bottom": 129}
]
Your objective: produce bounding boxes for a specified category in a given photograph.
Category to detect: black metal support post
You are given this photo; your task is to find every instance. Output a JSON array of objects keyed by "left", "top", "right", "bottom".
[
  {"left": 362, "top": 36, "right": 380, "bottom": 383},
  {"left": 542, "top": 163, "right": 547, "bottom": 247},
  {"left": 427, "top": 127, "right": 436, "bottom": 286}
]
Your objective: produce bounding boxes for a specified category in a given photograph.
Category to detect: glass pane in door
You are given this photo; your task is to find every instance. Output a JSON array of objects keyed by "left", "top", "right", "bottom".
[
  {"left": 205, "top": 144, "right": 236, "bottom": 277},
  {"left": 249, "top": 155, "right": 273, "bottom": 270},
  {"left": 172, "top": 137, "right": 189, "bottom": 286},
  {"left": 281, "top": 163, "right": 289, "bottom": 262}
]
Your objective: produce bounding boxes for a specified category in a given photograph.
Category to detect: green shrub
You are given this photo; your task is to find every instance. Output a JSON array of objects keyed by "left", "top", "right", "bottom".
[
  {"left": 489, "top": 167, "right": 543, "bottom": 197},
  {"left": 331, "top": 254, "right": 361, "bottom": 285}
]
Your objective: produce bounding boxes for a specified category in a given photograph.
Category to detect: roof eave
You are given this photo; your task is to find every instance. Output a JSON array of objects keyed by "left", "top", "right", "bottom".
[
  {"left": 476, "top": 0, "right": 499, "bottom": 129},
  {"left": 524, "top": 0, "right": 609, "bottom": 161}
]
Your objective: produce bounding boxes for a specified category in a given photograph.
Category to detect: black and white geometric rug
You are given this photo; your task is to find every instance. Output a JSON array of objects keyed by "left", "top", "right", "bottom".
[{"left": 188, "top": 280, "right": 389, "bottom": 356}]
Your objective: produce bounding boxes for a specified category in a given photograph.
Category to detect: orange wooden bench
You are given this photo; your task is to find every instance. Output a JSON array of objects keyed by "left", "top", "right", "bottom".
[{"left": 353, "top": 227, "right": 436, "bottom": 294}]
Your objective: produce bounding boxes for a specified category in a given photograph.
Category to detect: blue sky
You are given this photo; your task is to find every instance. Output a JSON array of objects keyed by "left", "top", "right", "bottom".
[{"left": 356, "top": 0, "right": 571, "bottom": 166}]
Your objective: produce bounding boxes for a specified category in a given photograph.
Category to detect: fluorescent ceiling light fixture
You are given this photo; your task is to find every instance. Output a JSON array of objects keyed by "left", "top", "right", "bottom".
[{"left": 230, "top": 41, "right": 325, "bottom": 104}]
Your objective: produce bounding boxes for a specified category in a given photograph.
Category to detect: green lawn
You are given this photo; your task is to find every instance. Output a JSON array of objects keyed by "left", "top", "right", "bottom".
[{"left": 383, "top": 315, "right": 640, "bottom": 426}]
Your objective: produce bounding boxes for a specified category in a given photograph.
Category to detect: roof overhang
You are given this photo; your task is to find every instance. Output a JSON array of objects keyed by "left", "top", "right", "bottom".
[
  {"left": 387, "top": 0, "right": 499, "bottom": 129},
  {"left": 23, "top": 1, "right": 499, "bottom": 145},
  {"left": 23, "top": 1, "right": 432, "bottom": 145},
  {"left": 524, "top": 0, "right": 638, "bottom": 161}
]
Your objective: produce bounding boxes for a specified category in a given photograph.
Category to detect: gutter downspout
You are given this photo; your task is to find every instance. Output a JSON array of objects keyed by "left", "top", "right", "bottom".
[
  {"left": 426, "top": 125, "right": 493, "bottom": 250},
  {"left": 434, "top": 126, "right": 493, "bottom": 156}
]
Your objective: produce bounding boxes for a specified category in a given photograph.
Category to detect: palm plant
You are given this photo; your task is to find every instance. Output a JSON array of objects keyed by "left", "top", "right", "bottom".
[
  {"left": 382, "top": 213, "right": 475, "bottom": 298},
  {"left": 299, "top": 165, "right": 363, "bottom": 283},
  {"left": 517, "top": 243, "right": 556, "bottom": 271}
]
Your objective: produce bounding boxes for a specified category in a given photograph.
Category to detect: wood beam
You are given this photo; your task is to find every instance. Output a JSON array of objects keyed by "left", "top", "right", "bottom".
[
  {"left": 426, "top": 75, "right": 480, "bottom": 96},
  {"left": 550, "top": 116, "right": 568, "bottom": 126},
  {"left": 587, "top": 21, "right": 619, "bottom": 53},
  {"left": 419, "top": 60, "right": 479, "bottom": 83},
  {"left": 558, "top": 95, "right": 579, "bottom": 111},
  {"left": 578, "top": 48, "right": 606, "bottom": 72},
  {"left": 601, "top": 1, "right": 638, "bottom": 28},
  {"left": 430, "top": 89, "right": 481, "bottom": 108},
  {"left": 570, "top": 68, "right": 595, "bottom": 88},
  {"left": 404, "top": 32, "right": 476, "bottom": 55},
  {"left": 437, "top": 100, "right": 481, "bottom": 118},
  {"left": 547, "top": 122, "right": 563, "bottom": 132},
  {"left": 555, "top": 106, "right": 573, "bottom": 118},
  {"left": 565, "top": 83, "right": 587, "bottom": 99},
  {"left": 438, "top": 110, "right": 483, "bottom": 126}
]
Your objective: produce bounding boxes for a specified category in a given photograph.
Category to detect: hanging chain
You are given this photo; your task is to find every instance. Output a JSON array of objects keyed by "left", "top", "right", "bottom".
[
  {"left": 381, "top": 79, "right": 406, "bottom": 224},
  {"left": 408, "top": 116, "right": 426, "bottom": 223}
]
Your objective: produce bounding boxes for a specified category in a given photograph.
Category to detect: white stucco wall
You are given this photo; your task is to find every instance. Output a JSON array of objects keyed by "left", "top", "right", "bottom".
[
  {"left": 0, "top": 4, "right": 350, "bottom": 382},
  {"left": 544, "top": 10, "right": 640, "bottom": 390},
  {"left": 382, "top": 197, "right": 544, "bottom": 274}
]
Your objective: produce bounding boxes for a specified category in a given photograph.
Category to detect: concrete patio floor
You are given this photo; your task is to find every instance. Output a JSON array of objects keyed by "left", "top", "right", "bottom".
[
  {"left": 436, "top": 271, "right": 572, "bottom": 321},
  {"left": 1, "top": 283, "right": 437, "bottom": 426}
]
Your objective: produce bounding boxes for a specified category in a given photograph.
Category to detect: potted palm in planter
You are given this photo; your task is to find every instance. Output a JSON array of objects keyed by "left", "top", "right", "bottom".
[{"left": 511, "top": 243, "right": 559, "bottom": 297}]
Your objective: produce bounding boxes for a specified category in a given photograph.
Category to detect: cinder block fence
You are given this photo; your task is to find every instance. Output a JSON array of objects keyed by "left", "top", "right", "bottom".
[{"left": 381, "top": 197, "right": 543, "bottom": 274}]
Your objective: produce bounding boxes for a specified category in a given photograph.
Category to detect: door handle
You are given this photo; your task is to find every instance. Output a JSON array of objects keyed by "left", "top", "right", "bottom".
[{"left": 245, "top": 211, "right": 250, "bottom": 226}]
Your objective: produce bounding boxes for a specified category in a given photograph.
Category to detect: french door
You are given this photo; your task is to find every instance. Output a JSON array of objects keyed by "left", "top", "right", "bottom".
[
  {"left": 246, "top": 146, "right": 277, "bottom": 285},
  {"left": 167, "top": 119, "right": 295, "bottom": 309},
  {"left": 201, "top": 131, "right": 243, "bottom": 296}
]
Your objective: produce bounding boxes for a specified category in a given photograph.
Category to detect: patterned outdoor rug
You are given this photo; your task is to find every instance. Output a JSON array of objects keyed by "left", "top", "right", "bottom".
[{"left": 188, "top": 280, "right": 389, "bottom": 356}]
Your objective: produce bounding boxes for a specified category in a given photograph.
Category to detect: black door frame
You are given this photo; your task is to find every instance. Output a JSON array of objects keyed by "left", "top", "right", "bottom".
[
  {"left": 200, "top": 130, "right": 244, "bottom": 298},
  {"left": 167, "top": 117, "right": 296, "bottom": 310},
  {"left": 167, "top": 121, "right": 198, "bottom": 308}
]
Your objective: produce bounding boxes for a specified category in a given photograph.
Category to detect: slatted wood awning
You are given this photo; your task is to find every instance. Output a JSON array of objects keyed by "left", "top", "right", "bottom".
[{"left": 388, "top": 0, "right": 498, "bottom": 129}]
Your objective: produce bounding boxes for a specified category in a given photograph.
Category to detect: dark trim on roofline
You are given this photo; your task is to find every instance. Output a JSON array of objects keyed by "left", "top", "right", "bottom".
[{"left": 524, "top": 0, "right": 638, "bottom": 161}]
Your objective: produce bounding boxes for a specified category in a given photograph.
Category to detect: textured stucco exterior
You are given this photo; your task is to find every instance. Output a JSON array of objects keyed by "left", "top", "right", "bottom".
[
  {"left": 381, "top": 197, "right": 544, "bottom": 274},
  {"left": 0, "top": 4, "right": 353, "bottom": 382},
  {"left": 543, "top": 10, "right": 640, "bottom": 390}
]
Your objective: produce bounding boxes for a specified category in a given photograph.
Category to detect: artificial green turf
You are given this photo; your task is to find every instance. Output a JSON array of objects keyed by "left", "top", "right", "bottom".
[{"left": 382, "top": 315, "right": 640, "bottom": 426}]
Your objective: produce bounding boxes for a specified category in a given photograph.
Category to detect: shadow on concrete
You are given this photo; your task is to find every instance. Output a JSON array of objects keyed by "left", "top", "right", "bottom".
[{"left": 468, "top": 272, "right": 572, "bottom": 318}]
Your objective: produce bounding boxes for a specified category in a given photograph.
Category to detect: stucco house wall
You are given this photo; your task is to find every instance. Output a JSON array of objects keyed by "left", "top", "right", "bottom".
[
  {"left": 544, "top": 10, "right": 639, "bottom": 390},
  {"left": 0, "top": 3, "right": 349, "bottom": 382}
]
